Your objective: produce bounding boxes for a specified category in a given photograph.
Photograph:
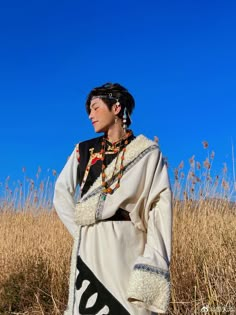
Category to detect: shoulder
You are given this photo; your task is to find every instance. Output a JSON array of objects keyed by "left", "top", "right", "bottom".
[
  {"left": 75, "top": 135, "right": 103, "bottom": 152},
  {"left": 130, "top": 134, "right": 160, "bottom": 153},
  {"left": 122, "top": 134, "right": 161, "bottom": 169},
  {"left": 134, "top": 135, "right": 167, "bottom": 166},
  {"left": 74, "top": 136, "right": 103, "bottom": 163},
  {"left": 79, "top": 135, "right": 103, "bottom": 147}
]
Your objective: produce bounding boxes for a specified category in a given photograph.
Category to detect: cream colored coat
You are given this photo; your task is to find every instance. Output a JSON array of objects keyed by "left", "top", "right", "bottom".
[{"left": 53, "top": 135, "right": 173, "bottom": 315}]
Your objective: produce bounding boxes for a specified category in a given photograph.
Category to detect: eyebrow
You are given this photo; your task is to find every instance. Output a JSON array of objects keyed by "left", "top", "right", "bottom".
[{"left": 90, "top": 101, "right": 99, "bottom": 109}]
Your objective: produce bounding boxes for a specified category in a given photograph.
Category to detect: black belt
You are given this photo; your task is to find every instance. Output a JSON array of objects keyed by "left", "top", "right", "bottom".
[{"left": 105, "top": 208, "right": 131, "bottom": 221}]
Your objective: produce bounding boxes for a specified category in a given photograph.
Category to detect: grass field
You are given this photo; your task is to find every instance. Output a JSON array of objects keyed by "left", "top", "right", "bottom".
[{"left": 1, "top": 200, "right": 235, "bottom": 315}]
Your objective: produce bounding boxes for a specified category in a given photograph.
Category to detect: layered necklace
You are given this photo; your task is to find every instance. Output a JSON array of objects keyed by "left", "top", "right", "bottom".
[{"left": 101, "top": 130, "right": 132, "bottom": 195}]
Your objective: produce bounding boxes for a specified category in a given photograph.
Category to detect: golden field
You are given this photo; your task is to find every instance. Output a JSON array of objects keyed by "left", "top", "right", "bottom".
[
  {"left": 1, "top": 201, "right": 236, "bottom": 315},
  {"left": 0, "top": 144, "right": 236, "bottom": 314}
]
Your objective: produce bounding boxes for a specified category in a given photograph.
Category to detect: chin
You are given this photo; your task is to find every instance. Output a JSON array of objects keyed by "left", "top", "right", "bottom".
[
  {"left": 94, "top": 126, "right": 107, "bottom": 134},
  {"left": 94, "top": 127, "right": 103, "bottom": 134}
]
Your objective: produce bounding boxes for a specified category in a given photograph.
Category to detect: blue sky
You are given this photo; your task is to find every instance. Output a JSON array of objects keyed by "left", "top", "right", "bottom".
[{"left": 0, "top": 0, "right": 236, "bottom": 197}]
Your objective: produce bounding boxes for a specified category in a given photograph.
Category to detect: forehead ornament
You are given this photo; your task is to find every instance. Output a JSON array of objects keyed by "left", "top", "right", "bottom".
[{"left": 91, "top": 94, "right": 119, "bottom": 102}]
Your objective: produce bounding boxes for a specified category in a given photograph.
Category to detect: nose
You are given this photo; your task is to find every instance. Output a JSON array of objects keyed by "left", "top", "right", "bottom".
[{"left": 89, "top": 111, "right": 94, "bottom": 120}]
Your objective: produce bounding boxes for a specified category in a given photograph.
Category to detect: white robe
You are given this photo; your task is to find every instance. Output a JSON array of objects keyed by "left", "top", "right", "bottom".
[{"left": 53, "top": 135, "right": 173, "bottom": 315}]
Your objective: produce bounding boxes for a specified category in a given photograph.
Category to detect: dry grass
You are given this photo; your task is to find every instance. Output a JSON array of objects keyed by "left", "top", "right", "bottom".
[
  {"left": 0, "top": 141, "right": 236, "bottom": 314},
  {"left": 1, "top": 201, "right": 235, "bottom": 314},
  {"left": 0, "top": 210, "right": 72, "bottom": 314},
  {"left": 170, "top": 200, "right": 236, "bottom": 314}
]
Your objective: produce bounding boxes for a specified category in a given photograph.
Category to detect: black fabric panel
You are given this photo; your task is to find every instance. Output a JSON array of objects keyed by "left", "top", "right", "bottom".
[
  {"left": 78, "top": 134, "right": 135, "bottom": 197},
  {"left": 105, "top": 208, "right": 131, "bottom": 221},
  {"left": 76, "top": 256, "right": 130, "bottom": 315},
  {"left": 78, "top": 136, "right": 103, "bottom": 187}
]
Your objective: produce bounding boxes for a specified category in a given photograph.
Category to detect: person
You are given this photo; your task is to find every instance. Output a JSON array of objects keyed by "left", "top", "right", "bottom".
[{"left": 53, "top": 82, "right": 173, "bottom": 315}]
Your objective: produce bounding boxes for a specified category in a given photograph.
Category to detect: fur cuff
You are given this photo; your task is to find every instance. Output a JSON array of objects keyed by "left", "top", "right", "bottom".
[
  {"left": 127, "top": 264, "right": 170, "bottom": 313},
  {"left": 75, "top": 194, "right": 98, "bottom": 225},
  {"left": 75, "top": 191, "right": 107, "bottom": 226}
]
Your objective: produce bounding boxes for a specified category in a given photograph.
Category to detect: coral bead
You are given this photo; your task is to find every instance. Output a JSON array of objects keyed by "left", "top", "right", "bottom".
[{"left": 106, "top": 188, "right": 113, "bottom": 194}]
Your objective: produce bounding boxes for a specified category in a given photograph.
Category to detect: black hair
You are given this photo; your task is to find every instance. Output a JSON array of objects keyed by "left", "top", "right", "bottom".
[{"left": 85, "top": 82, "right": 135, "bottom": 127}]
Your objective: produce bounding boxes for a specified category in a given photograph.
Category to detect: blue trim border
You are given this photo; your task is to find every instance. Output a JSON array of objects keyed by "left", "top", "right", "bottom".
[{"left": 134, "top": 263, "right": 170, "bottom": 281}]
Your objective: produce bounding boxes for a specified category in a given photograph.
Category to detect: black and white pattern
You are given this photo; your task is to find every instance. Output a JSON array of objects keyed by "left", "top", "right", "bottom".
[{"left": 76, "top": 256, "right": 130, "bottom": 315}]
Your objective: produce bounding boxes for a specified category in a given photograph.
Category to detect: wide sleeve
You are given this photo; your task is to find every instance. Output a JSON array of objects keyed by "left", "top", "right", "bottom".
[
  {"left": 53, "top": 145, "right": 80, "bottom": 238},
  {"left": 127, "top": 150, "right": 173, "bottom": 314}
]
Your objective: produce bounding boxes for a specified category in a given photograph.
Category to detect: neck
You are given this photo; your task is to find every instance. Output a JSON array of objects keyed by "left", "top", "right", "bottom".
[{"left": 105, "top": 126, "right": 126, "bottom": 143}]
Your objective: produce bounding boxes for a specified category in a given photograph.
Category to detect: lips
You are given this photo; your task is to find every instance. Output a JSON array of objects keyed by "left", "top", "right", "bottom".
[{"left": 92, "top": 121, "right": 98, "bottom": 125}]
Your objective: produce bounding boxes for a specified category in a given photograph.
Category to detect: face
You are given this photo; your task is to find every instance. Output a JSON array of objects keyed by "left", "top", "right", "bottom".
[{"left": 89, "top": 98, "right": 117, "bottom": 133}]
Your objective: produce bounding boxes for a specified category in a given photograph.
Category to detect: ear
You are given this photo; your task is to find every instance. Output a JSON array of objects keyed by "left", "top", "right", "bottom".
[{"left": 112, "top": 103, "right": 122, "bottom": 115}]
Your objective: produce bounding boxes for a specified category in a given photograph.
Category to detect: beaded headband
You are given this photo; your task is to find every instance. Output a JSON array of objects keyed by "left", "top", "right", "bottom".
[{"left": 91, "top": 94, "right": 118, "bottom": 101}]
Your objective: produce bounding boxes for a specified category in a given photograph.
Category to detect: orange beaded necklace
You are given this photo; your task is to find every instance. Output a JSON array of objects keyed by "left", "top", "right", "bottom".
[{"left": 101, "top": 131, "right": 131, "bottom": 195}]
